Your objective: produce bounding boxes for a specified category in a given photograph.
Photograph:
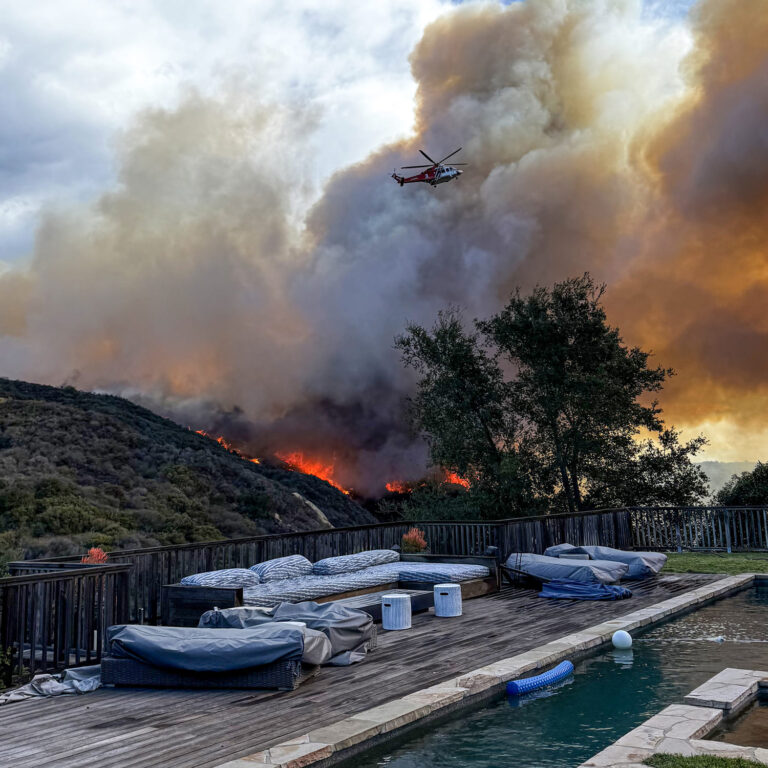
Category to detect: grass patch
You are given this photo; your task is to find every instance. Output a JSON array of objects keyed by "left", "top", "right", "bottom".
[
  {"left": 663, "top": 552, "right": 768, "bottom": 575},
  {"left": 645, "top": 754, "right": 764, "bottom": 767}
]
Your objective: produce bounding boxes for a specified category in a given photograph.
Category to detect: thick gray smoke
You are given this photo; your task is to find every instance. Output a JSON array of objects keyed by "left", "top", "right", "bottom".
[{"left": 2, "top": 0, "right": 768, "bottom": 491}]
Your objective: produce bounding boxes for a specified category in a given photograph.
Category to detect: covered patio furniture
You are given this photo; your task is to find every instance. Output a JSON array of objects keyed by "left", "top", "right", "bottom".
[
  {"left": 543, "top": 543, "right": 667, "bottom": 579},
  {"left": 199, "top": 601, "right": 377, "bottom": 665},
  {"left": 504, "top": 553, "right": 628, "bottom": 585},
  {"left": 101, "top": 623, "right": 329, "bottom": 690}
]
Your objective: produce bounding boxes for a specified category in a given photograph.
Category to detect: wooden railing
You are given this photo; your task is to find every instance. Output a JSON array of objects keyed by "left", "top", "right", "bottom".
[
  {"left": 3, "top": 509, "right": 631, "bottom": 628},
  {"left": 0, "top": 563, "right": 131, "bottom": 687},
  {"left": 2, "top": 505, "right": 766, "bottom": 680},
  {"left": 627, "top": 506, "right": 768, "bottom": 552}
]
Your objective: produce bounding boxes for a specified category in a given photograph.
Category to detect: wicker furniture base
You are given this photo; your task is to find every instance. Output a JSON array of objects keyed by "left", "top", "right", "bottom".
[{"left": 101, "top": 656, "right": 305, "bottom": 690}]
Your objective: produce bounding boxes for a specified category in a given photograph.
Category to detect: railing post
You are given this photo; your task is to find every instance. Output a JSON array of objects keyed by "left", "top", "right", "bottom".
[
  {"left": 0, "top": 583, "right": 12, "bottom": 689},
  {"left": 725, "top": 508, "right": 732, "bottom": 554}
]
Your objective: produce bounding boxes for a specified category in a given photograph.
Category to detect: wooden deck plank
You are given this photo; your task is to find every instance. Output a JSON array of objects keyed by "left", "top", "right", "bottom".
[{"left": 0, "top": 574, "right": 721, "bottom": 768}]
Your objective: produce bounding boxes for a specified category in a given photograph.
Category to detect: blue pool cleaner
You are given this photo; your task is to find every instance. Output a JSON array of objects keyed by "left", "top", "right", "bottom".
[{"left": 506, "top": 660, "right": 574, "bottom": 696}]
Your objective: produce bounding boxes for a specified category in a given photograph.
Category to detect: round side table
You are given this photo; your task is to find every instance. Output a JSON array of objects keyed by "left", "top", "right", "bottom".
[
  {"left": 434, "top": 583, "right": 462, "bottom": 617},
  {"left": 381, "top": 593, "right": 412, "bottom": 630}
]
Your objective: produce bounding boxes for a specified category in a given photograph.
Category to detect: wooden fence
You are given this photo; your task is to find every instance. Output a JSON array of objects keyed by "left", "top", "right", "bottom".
[
  {"left": 1, "top": 505, "right": 766, "bottom": 680},
  {"left": 0, "top": 564, "right": 131, "bottom": 687},
  {"left": 628, "top": 506, "right": 768, "bottom": 552},
  {"left": 6, "top": 512, "right": 630, "bottom": 623}
]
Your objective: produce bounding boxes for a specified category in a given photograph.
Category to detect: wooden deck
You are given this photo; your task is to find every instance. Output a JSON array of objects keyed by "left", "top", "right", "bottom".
[{"left": 0, "top": 574, "right": 721, "bottom": 768}]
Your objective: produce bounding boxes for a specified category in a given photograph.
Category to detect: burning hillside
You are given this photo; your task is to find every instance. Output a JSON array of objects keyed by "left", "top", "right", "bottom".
[
  {"left": 275, "top": 451, "right": 351, "bottom": 495},
  {"left": 0, "top": 378, "right": 377, "bottom": 565},
  {"left": 195, "top": 430, "right": 260, "bottom": 463}
]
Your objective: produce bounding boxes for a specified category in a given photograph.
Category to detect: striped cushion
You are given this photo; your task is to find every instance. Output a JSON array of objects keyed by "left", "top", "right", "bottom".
[
  {"left": 181, "top": 568, "right": 261, "bottom": 588},
  {"left": 389, "top": 562, "right": 490, "bottom": 583},
  {"left": 250, "top": 555, "right": 313, "bottom": 582},
  {"left": 242, "top": 567, "right": 400, "bottom": 607},
  {"left": 312, "top": 549, "right": 400, "bottom": 576}
]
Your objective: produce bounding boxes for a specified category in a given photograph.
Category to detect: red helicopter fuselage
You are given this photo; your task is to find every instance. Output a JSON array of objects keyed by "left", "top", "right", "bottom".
[
  {"left": 391, "top": 147, "right": 466, "bottom": 188},
  {"left": 392, "top": 164, "right": 463, "bottom": 187}
]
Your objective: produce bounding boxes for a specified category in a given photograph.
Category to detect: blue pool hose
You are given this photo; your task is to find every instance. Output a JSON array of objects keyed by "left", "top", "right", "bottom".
[{"left": 506, "top": 660, "right": 574, "bottom": 696}]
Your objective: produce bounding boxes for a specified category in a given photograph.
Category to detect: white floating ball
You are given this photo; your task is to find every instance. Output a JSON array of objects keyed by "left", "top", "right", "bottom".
[{"left": 612, "top": 630, "right": 632, "bottom": 649}]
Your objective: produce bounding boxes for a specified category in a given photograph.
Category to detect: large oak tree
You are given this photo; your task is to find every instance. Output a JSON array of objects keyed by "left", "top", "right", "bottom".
[{"left": 396, "top": 274, "right": 708, "bottom": 516}]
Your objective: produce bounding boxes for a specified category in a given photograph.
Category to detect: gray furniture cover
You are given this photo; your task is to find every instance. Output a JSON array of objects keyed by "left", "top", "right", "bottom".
[
  {"left": 505, "top": 553, "right": 628, "bottom": 584},
  {"left": 199, "top": 601, "right": 375, "bottom": 665},
  {"left": 543, "top": 544, "right": 667, "bottom": 579},
  {"left": 106, "top": 624, "right": 309, "bottom": 672}
]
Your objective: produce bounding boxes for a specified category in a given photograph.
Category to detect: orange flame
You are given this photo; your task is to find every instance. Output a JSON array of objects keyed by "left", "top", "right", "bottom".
[
  {"left": 443, "top": 471, "right": 470, "bottom": 489},
  {"left": 276, "top": 451, "right": 350, "bottom": 495},
  {"left": 194, "top": 429, "right": 260, "bottom": 464},
  {"left": 385, "top": 480, "right": 411, "bottom": 493}
]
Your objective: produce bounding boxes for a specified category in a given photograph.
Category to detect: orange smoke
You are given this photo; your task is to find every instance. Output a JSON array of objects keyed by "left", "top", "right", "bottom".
[{"left": 276, "top": 451, "right": 351, "bottom": 495}]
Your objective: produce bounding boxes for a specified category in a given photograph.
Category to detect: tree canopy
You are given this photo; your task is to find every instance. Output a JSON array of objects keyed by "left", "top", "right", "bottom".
[
  {"left": 396, "top": 274, "right": 709, "bottom": 517},
  {"left": 715, "top": 462, "right": 768, "bottom": 506}
]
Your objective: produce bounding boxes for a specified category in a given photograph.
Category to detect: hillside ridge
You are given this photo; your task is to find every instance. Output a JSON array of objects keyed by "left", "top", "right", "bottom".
[{"left": 0, "top": 378, "right": 375, "bottom": 565}]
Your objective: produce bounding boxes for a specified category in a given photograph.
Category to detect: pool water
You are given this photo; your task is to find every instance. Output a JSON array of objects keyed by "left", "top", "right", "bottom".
[
  {"left": 349, "top": 586, "right": 768, "bottom": 768},
  {"left": 712, "top": 700, "right": 768, "bottom": 748}
]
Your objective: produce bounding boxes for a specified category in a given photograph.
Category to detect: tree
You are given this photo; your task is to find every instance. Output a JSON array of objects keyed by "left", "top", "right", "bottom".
[
  {"left": 396, "top": 274, "right": 709, "bottom": 516},
  {"left": 587, "top": 429, "right": 709, "bottom": 508},
  {"left": 715, "top": 462, "right": 768, "bottom": 506},
  {"left": 395, "top": 310, "right": 543, "bottom": 518}
]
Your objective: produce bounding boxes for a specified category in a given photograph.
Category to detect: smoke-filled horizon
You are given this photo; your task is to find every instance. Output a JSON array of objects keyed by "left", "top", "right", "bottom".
[{"left": 1, "top": 0, "right": 767, "bottom": 493}]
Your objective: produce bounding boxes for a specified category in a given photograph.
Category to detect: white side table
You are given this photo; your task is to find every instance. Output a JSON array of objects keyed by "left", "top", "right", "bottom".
[
  {"left": 434, "top": 583, "right": 462, "bottom": 617},
  {"left": 381, "top": 593, "right": 411, "bottom": 630}
]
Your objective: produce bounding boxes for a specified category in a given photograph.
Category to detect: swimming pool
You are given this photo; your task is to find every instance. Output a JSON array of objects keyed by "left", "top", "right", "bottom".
[{"left": 346, "top": 585, "right": 768, "bottom": 768}]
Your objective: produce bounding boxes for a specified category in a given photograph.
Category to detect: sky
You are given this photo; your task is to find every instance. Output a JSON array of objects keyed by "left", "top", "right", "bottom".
[
  {"left": 0, "top": 0, "right": 766, "bottom": 493},
  {"left": 0, "top": 0, "right": 445, "bottom": 264}
]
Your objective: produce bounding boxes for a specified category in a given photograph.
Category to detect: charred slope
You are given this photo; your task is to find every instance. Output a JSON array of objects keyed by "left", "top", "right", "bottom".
[{"left": 0, "top": 378, "right": 374, "bottom": 563}]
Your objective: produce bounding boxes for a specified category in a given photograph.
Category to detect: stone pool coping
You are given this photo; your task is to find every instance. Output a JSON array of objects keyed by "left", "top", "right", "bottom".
[
  {"left": 215, "top": 573, "right": 757, "bottom": 768},
  {"left": 579, "top": 668, "right": 768, "bottom": 767}
]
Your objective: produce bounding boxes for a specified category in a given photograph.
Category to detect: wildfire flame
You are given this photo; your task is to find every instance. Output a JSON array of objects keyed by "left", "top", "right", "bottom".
[
  {"left": 385, "top": 480, "right": 411, "bottom": 494},
  {"left": 276, "top": 451, "right": 351, "bottom": 495},
  {"left": 443, "top": 471, "right": 470, "bottom": 489},
  {"left": 194, "top": 429, "right": 260, "bottom": 464}
]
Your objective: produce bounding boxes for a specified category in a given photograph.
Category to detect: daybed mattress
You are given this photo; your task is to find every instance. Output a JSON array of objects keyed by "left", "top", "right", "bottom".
[
  {"left": 385, "top": 562, "right": 490, "bottom": 584},
  {"left": 242, "top": 568, "right": 400, "bottom": 607},
  {"left": 506, "top": 553, "right": 628, "bottom": 584},
  {"left": 240, "top": 562, "right": 491, "bottom": 607},
  {"left": 542, "top": 544, "right": 667, "bottom": 579}
]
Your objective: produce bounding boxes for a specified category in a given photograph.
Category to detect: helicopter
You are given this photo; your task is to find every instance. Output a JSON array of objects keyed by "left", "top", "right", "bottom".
[{"left": 391, "top": 147, "right": 466, "bottom": 187}]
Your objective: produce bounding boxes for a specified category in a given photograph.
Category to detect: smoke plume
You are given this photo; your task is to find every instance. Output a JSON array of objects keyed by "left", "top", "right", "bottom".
[{"left": 1, "top": 0, "right": 767, "bottom": 492}]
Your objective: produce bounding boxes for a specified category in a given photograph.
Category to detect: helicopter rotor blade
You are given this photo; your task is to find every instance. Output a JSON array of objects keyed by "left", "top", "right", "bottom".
[
  {"left": 436, "top": 147, "right": 462, "bottom": 165},
  {"left": 401, "top": 164, "right": 434, "bottom": 169},
  {"left": 419, "top": 150, "right": 437, "bottom": 165}
]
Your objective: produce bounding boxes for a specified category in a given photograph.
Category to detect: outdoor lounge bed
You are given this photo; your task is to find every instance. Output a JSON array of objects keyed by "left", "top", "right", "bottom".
[
  {"left": 543, "top": 543, "right": 667, "bottom": 579},
  {"left": 101, "top": 623, "right": 330, "bottom": 690},
  {"left": 199, "top": 600, "right": 377, "bottom": 665},
  {"left": 504, "top": 552, "right": 629, "bottom": 585},
  {"left": 161, "top": 551, "right": 499, "bottom": 626}
]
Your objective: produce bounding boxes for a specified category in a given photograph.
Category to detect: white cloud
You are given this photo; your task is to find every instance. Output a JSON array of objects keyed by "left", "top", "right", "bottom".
[{"left": 0, "top": 0, "right": 446, "bottom": 262}]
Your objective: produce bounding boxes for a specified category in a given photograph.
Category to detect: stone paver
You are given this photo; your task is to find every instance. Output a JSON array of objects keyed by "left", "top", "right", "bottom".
[
  {"left": 685, "top": 667, "right": 768, "bottom": 711},
  {"left": 580, "top": 704, "right": 723, "bottom": 767}
]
